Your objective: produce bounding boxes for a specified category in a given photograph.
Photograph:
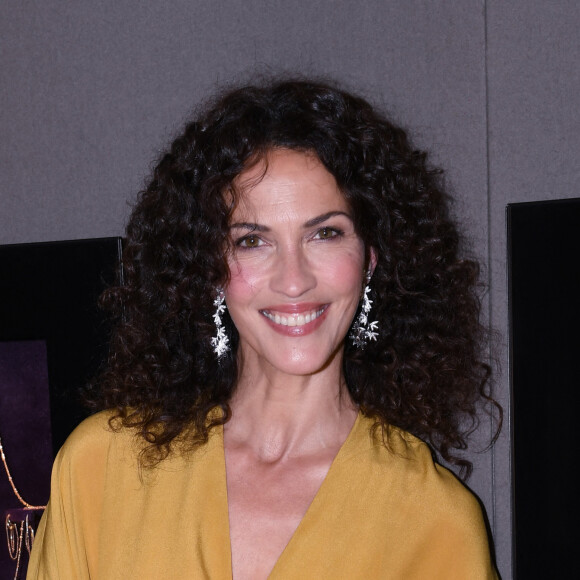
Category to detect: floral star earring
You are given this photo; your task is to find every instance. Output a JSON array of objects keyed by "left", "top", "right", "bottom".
[
  {"left": 349, "top": 272, "right": 379, "bottom": 349},
  {"left": 210, "top": 289, "right": 230, "bottom": 358}
]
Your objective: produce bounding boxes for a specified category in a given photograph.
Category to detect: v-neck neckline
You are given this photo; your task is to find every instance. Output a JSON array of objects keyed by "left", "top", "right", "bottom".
[{"left": 218, "top": 411, "right": 366, "bottom": 579}]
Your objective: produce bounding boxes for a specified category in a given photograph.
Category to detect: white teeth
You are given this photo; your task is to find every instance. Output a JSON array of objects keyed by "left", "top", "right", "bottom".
[{"left": 262, "top": 307, "right": 325, "bottom": 327}]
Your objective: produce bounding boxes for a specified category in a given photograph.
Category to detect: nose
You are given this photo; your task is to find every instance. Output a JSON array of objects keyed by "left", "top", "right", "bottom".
[{"left": 269, "top": 245, "right": 317, "bottom": 298}]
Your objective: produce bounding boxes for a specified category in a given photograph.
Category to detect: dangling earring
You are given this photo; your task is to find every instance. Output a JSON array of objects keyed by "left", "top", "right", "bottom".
[
  {"left": 210, "top": 289, "right": 230, "bottom": 358},
  {"left": 350, "top": 273, "right": 379, "bottom": 349}
]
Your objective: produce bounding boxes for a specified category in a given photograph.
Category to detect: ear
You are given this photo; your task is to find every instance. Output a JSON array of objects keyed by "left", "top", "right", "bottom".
[{"left": 366, "top": 246, "right": 378, "bottom": 280}]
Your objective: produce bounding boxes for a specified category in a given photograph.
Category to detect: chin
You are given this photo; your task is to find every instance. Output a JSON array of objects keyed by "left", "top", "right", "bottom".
[{"left": 265, "top": 344, "right": 342, "bottom": 376}]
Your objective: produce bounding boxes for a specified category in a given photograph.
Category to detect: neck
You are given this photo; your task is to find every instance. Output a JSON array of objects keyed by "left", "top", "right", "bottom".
[{"left": 225, "top": 361, "right": 357, "bottom": 463}]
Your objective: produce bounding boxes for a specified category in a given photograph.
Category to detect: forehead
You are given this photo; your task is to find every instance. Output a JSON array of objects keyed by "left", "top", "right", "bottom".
[{"left": 231, "top": 149, "right": 350, "bottom": 221}]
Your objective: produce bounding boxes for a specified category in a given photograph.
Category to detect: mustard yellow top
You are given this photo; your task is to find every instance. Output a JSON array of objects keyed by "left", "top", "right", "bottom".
[{"left": 28, "top": 411, "right": 497, "bottom": 579}]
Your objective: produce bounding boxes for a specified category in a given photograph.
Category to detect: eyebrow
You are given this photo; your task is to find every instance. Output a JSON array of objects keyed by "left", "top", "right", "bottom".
[
  {"left": 229, "top": 222, "right": 271, "bottom": 232},
  {"left": 304, "top": 211, "right": 352, "bottom": 228},
  {"left": 229, "top": 211, "right": 352, "bottom": 232}
]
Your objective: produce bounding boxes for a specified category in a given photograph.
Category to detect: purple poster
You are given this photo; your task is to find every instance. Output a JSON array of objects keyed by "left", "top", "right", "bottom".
[{"left": 0, "top": 340, "right": 53, "bottom": 579}]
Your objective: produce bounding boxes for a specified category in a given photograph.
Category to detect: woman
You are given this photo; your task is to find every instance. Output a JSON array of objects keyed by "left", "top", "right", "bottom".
[{"left": 28, "top": 79, "right": 500, "bottom": 579}]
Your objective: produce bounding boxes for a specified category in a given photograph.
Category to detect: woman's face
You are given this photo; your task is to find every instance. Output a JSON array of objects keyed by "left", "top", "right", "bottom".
[{"left": 225, "top": 149, "right": 375, "bottom": 377}]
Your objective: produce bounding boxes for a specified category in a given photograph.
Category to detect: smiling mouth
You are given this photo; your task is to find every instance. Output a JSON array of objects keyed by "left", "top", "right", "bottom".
[{"left": 260, "top": 306, "right": 327, "bottom": 327}]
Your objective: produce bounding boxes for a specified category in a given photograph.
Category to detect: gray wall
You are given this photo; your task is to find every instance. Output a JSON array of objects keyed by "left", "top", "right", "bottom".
[{"left": 2, "top": 1, "right": 579, "bottom": 577}]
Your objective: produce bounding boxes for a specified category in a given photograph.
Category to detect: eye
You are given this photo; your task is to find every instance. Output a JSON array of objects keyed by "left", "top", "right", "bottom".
[
  {"left": 237, "top": 234, "right": 263, "bottom": 248},
  {"left": 314, "top": 227, "right": 342, "bottom": 240}
]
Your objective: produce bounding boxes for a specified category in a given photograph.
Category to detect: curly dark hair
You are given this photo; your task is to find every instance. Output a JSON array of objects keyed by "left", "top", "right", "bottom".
[{"left": 92, "top": 78, "right": 500, "bottom": 478}]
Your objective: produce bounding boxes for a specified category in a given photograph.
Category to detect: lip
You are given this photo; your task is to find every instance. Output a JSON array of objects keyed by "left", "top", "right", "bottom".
[
  {"left": 261, "top": 302, "right": 325, "bottom": 314},
  {"left": 259, "top": 303, "right": 329, "bottom": 336}
]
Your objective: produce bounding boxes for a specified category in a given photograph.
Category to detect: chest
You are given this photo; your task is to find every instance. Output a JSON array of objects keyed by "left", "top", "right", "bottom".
[
  {"left": 225, "top": 452, "right": 335, "bottom": 580},
  {"left": 87, "top": 424, "right": 478, "bottom": 579}
]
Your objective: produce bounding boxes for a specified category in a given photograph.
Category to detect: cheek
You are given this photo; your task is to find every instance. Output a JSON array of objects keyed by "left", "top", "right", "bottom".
[
  {"left": 225, "top": 258, "right": 263, "bottom": 304},
  {"left": 317, "top": 250, "right": 366, "bottom": 294}
]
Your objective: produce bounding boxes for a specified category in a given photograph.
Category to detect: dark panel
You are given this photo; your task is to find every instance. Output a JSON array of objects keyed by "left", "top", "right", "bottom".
[
  {"left": 0, "top": 238, "right": 122, "bottom": 578},
  {"left": 508, "top": 199, "right": 580, "bottom": 579},
  {"left": 0, "top": 340, "right": 52, "bottom": 578},
  {"left": 0, "top": 237, "right": 123, "bottom": 455}
]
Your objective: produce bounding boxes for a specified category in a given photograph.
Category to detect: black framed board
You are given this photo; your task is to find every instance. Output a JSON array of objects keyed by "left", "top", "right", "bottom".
[
  {"left": 508, "top": 199, "right": 580, "bottom": 579},
  {"left": 0, "top": 238, "right": 122, "bottom": 578}
]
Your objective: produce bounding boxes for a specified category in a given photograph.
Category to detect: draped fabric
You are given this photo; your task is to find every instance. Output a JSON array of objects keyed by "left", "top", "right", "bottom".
[{"left": 28, "top": 410, "right": 497, "bottom": 579}]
